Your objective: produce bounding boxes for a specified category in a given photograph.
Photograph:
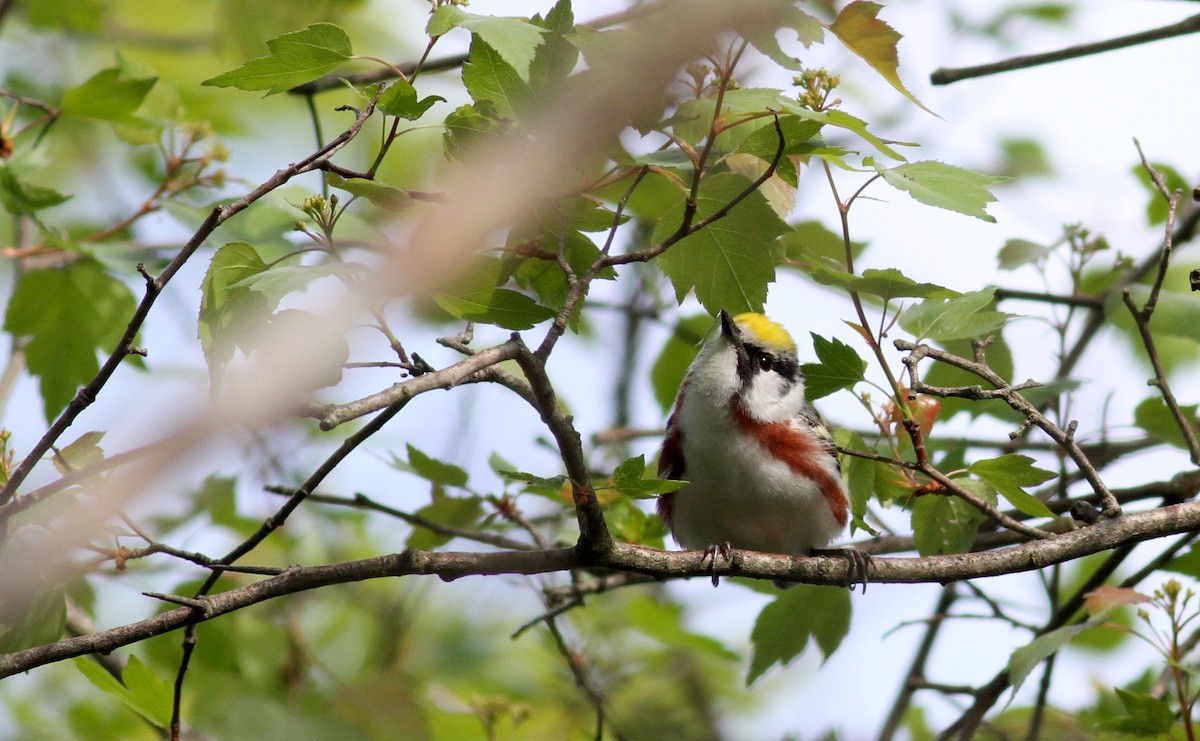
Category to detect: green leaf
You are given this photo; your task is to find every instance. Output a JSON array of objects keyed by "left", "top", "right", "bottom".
[
  {"left": 428, "top": 6, "right": 546, "bottom": 79},
  {"left": 899, "top": 288, "right": 1014, "bottom": 341},
  {"left": 493, "top": 467, "right": 570, "bottom": 499},
  {"left": 922, "top": 334, "right": 1017, "bottom": 422},
  {"left": 462, "top": 36, "right": 531, "bottom": 119},
  {"left": 777, "top": 220, "right": 866, "bottom": 270},
  {"left": 605, "top": 454, "right": 688, "bottom": 499},
  {"left": 1007, "top": 623, "right": 1092, "bottom": 700},
  {"left": 60, "top": 66, "right": 156, "bottom": 126},
  {"left": 4, "top": 260, "right": 137, "bottom": 421},
  {"left": 968, "top": 455, "right": 1056, "bottom": 518},
  {"left": 802, "top": 333, "right": 866, "bottom": 400},
  {"left": 528, "top": 0, "right": 579, "bottom": 90},
  {"left": 1099, "top": 689, "right": 1176, "bottom": 736},
  {"left": 810, "top": 266, "right": 959, "bottom": 302},
  {"left": 738, "top": 4, "right": 823, "bottom": 70},
  {"left": 1133, "top": 161, "right": 1190, "bottom": 226},
  {"left": 52, "top": 431, "right": 105, "bottom": 476},
  {"left": 0, "top": 589, "right": 65, "bottom": 653},
  {"left": 0, "top": 164, "right": 71, "bottom": 215},
  {"left": 779, "top": 100, "right": 910, "bottom": 161},
  {"left": 748, "top": 584, "right": 851, "bottom": 684},
  {"left": 835, "top": 429, "right": 877, "bottom": 535},
  {"left": 406, "top": 488, "right": 484, "bottom": 550},
  {"left": 198, "top": 242, "right": 274, "bottom": 383},
  {"left": 511, "top": 228, "right": 615, "bottom": 314},
  {"left": 400, "top": 444, "right": 469, "bottom": 488},
  {"left": 376, "top": 79, "right": 446, "bottom": 121},
  {"left": 77, "top": 654, "right": 172, "bottom": 728},
  {"left": 435, "top": 287, "right": 554, "bottom": 330},
  {"left": 911, "top": 485, "right": 988, "bottom": 556},
  {"left": 231, "top": 261, "right": 357, "bottom": 305},
  {"left": 1133, "top": 397, "right": 1200, "bottom": 450},
  {"left": 653, "top": 173, "right": 787, "bottom": 315},
  {"left": 997, "top": 238, "right": 1052, "bottom": 270},
  {"left": 829, "top": 1, "right": 932, "bottom": 114},
  {"left": 201, "top": 23, "right": 352, "bottom": 94},
  {"left": 874, "top": 160, "right": 1008, "bottom": 222},
  {"left": 650, "top": 314, "right": 710, "bottom": 412},
  {"left": 325, "top": 172, "right": 411, "bottom": 211}
]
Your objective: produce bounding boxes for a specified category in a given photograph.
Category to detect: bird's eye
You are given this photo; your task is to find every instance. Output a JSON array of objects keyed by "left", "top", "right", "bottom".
[{"left": 755, "top": 352, "right": 773, "bottom": 372}]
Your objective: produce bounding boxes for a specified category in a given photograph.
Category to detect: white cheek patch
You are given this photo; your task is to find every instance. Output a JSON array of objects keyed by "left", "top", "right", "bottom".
[{"left": 742, "top": 371, "right": 807, "bottom": 423}]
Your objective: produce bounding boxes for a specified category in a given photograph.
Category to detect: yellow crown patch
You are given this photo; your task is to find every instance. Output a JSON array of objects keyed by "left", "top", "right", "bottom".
[{"left": 733, "top": 312, "right": 796, "bottom": 352}]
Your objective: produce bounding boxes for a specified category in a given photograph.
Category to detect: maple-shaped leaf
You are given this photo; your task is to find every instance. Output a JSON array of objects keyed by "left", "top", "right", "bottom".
[{"left": 828, "top": 1, "right": 934, "bottom": 115}]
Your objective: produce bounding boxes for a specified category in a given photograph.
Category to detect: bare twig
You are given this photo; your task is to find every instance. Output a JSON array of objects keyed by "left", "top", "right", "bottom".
[{"left": 931, "top": 13, "right": 1200, "bottom": 85}]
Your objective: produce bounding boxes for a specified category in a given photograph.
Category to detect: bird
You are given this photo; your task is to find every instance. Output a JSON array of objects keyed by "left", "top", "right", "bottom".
[{"left": 656, "top": 309, "right": 864, "bottom": 587}]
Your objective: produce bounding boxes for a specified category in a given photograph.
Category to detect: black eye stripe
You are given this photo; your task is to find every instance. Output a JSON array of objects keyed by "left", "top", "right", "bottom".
[{"left": 745, "top": 346, "right": 800, "bottom": 381}]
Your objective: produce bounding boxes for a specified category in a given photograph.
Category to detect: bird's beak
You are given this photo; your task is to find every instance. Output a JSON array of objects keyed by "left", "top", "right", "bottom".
[{"left": 718, "top": 310, "right": 751, "bottom": 382}]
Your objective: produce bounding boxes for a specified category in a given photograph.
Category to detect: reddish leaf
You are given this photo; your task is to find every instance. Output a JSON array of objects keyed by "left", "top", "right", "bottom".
[{"left": 829, "top": 1, "right": 933, "bottom": 115}]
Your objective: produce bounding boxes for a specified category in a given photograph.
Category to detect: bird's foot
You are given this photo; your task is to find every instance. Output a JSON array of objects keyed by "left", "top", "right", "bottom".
[
  {"left": 811, "top": 546, "right": 872, "bottom": 592},
  {"left": 700, "top": 542, "right": 733, "bottom": 587}
]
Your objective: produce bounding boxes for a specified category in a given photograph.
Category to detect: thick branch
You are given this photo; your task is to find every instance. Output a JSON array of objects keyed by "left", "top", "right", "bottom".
[{"left": 10, "top": 500, "right": 1200, "bottom": 679}]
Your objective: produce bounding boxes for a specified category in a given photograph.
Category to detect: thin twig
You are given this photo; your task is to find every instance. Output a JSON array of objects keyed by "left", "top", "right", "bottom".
[{"left": 931, "top": 13, "right": 1200, "bottom": 85}]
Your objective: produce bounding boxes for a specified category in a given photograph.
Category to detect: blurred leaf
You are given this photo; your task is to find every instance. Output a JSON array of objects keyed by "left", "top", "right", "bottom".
[
  {"left": 738, "top": 4, "right": 822, "bottom": 70},
  {"left": 829, "top": 1, "right": 932, "bottom": 114},
  {"left": 428, "top": 6, "right": 546, "bottom": 79},
  {"left": 4, "top": 259, "right": 137, "bottom": 421},
  {"left": 777, "top": 220, "right": 866, "bottom": 270},
  {"left": 325, "top": 172, "right": 412, "bottom": 211},
  {"left": 198, "top": 242, "right": 273, "bottom": 384},
  {"left": 52, "top": 431, "right": 105, "bottom": 476},
  {"left": 1133, "top": 397, "right": 1200, "bottom": 450},
  {"left": 810, "top": 266, "right": 958, "bottom": 302},
  {"left": 968, "top": 455, "right": 1056, "bottom": 518},
  {"left": 1164, "top": 544, "right": 1200, "bottom": 579},
  {"left": 997, "top": 238, "right": 1052, "bottom": 270},
  {"left": 376, "top": 78, "right": 446, "bottom": 121},
  {"left": 835, "top": 429, "right": 877, "bottom": 535},
  {"left": 911, "top": 480, "right": 991, "bottom": 555},
  {"left": 1098, "top": 689, "right": 1175, "bottom": 736},
  {"left": 650, "top": 313, "right": 710, "bottom": 412},
  {"left": 202, "top": 23, "right": 352, "bottom": 94},
  {"left": 1133, "top": 161, "right": 1189, "bottom": 226},
  {"left": 61, "top": 66, "right": 157, "bottom": 125},
  {"left": 997, "top": 137, "right": 1052, "bottom": 179},
  {"left": 398, "top": 444, "right": 469, "bottom": 488},
  {"left": 899, "top": 288, "right": 1014, "bottom": 341},
  {"left": 874, "top": 160, "right": 1008, "bottom": 222},
  {"left": 442, "top": 101, "right": 507, "bottom": 158},
  {"left": 1007, "top": 623, "right": 1092, "bottom": 701},
  {"left": 802, "top": 333, "right": 866, "bottom": 400},
  {"left": 407, "top": 489, "right": 484, "bottom": 550},
  {"left": 0, "top": 589, "right": 65, "bottom": 653},
  {"left": 653, "top": 173, "right": 787, "bottom": 315},
  {"left": 76, "top": 654, "right": 172, "bottom": 728},
  {"left": 436, "top": 287, "right": 554, "bottom": 330},
  {"left": 748, "top": 585, "right": 850, "bottom": 684},
  {"left": 0, "top": 164, "right": 72, "bottom": 215},
  {"left": 1084, "top": 585, "right": 1150, "bottom": 616}
]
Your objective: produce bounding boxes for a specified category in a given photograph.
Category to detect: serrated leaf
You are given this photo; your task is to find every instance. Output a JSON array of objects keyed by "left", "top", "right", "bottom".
[
  {"left": 801, "top": 333, "right": 865, "bottom": 400},
  {"left": 436, "top": 287, "right": 554, "bottom": 330},
  {"left": 1007, "top": 623, "right": 1092, "bottom": 700},
  {"left": 968, "top": 455, "right": 1056, "bottom": 518},
  {"left": 835, "top": 429, "right": 877, "bottom": 535},
  {"left": 652, "top": 173, "right": 787, "bottom": 315},
  {"left": 442, "top": 101, "right": 506, "bottom": 159},
  {"left": 777, "top": 220, "right": 866, "bottom": 269},
  {"left": 202, "top": 23, "right": 352, "bottom": 94},
  {"left": 494, "top": 468, "right": 570, "bottom": 500},
  {"left": 1084, "top": 585, "right": 1151, "bottom": 617},
  {"left": 528, "top": 0, "right": 579, "bottom": 90},
  {"left": 402, "top": 443, "right": 469, "bottom": 488},
  {"left": 748, "top": 584, "right": 850, "bottom": 684},
  {"left": 0, "top": 164, "right": 71, "bottom": 215},
  {"left": 997, "top": 238, "right": 1052, "bottom": 270},
  {"left": 4, "top": 260, "right": 137, "bottom": 421},
  {"left": 738, "top": 4, "right": 823, "bottom": 70},
  {"left": 650, "top": 314, "right": 710, "bottom": 412},
  {"left": 605, "top": 454, "right": 688, "bottom": 499},
  {"left": 406, "top": 488, "right": 484, "bottom": 550},
  {"left": 829, "top": 1, "right": 932, "bottom": 114},
  {"left": 376, "top": 78, "right": 445, "bottom": 121},
  {"left": 428, "top": 6, "right": 546, "bottom": 79},
  {"left": 231, "top": 260, "right": 356, "bottom": 304},
  {"left": 52, "top": 431, "right": 105, "bottom": 476},
  {"left": 810, "top": 266, "right": 959, "bottom": 302},
  {"left": 325, "top": 172, "right": 411, "bottom": 211},
  {"left": 875, "top": 160, "right": 1007, "bottom": 222},
  {"left": 899, "top": 288, "right": 1013, "bottom": 341},
  {"left": 60, "top": 65, "right": 157, "bottom": 126},
  {"left": 1100, "top": 689, "right": 1176, "bottom": 736},
  {"left": 462, "top": 36, "right": 530, "bottom": 118}
]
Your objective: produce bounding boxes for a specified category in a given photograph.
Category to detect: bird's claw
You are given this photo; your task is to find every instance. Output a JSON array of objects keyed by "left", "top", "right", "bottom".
[
  {"left": 700, "top": 542, "right": 733, "bottom": 587},
  {"left": 812, "top": 547, "right": 872, "bottom": 592}
]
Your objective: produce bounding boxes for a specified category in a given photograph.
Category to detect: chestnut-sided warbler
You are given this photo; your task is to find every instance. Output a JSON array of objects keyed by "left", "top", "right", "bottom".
[{"left": 657, "top": 310, "right": 860, "bottom": 586}]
